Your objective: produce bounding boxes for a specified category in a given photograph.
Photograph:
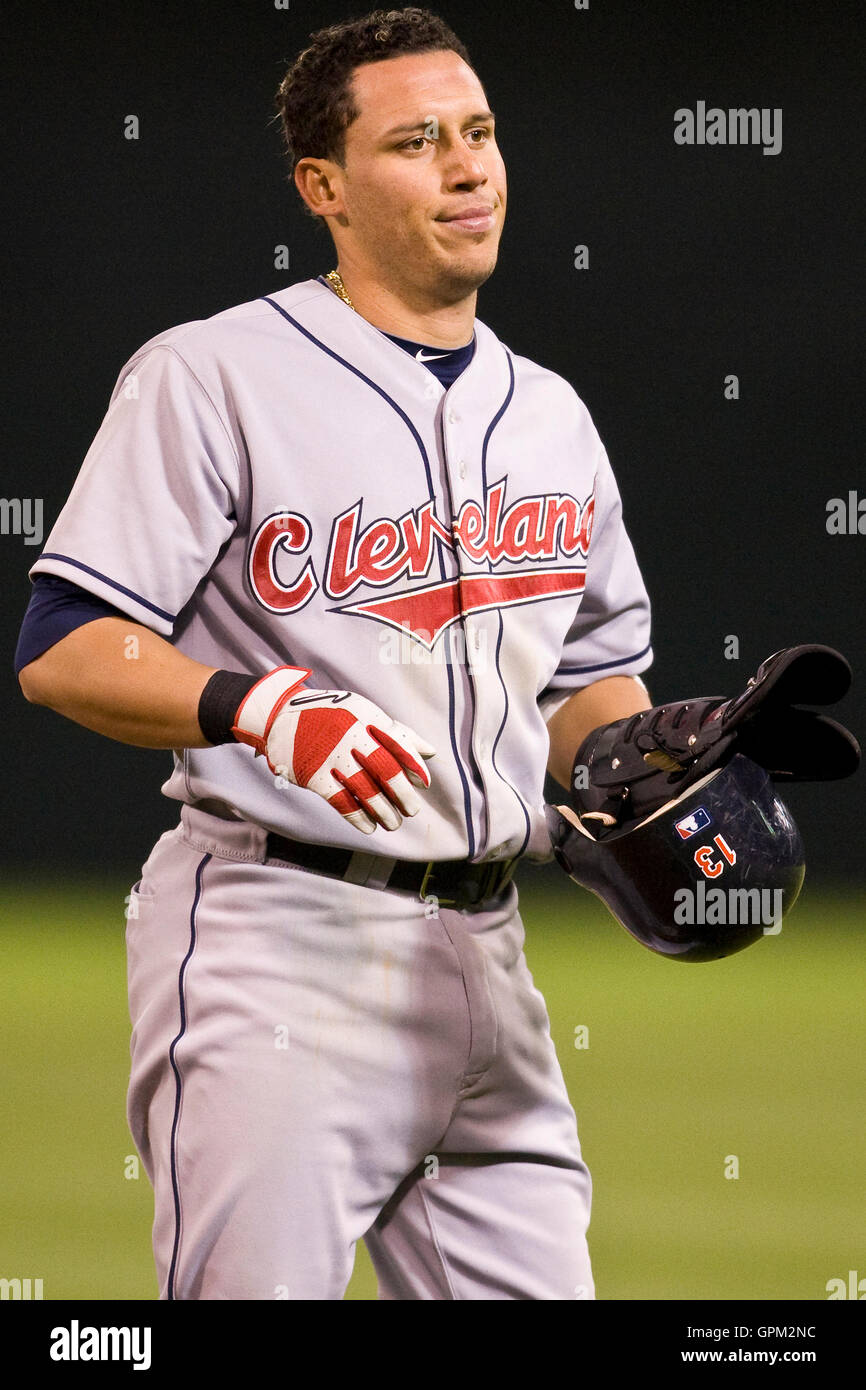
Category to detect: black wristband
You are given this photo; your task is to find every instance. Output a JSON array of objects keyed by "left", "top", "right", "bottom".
[{"left": 198, "top": 670, "right": 259, "bottom": 746}]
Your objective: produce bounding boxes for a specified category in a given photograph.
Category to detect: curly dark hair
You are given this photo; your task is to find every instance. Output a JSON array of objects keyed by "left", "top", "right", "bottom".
[{"left": 275, "top": 8, "right": 473, "bottom": 203}]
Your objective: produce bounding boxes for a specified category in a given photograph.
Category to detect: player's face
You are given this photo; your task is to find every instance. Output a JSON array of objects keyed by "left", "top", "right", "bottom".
[{"left": 337, "top": 51, "right": 507, "bottom": 303}]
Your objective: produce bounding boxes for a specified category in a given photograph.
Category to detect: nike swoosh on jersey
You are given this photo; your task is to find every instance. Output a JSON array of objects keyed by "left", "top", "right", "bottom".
[{"left": 416, "top": 349, "right": 450, "bottom": 362}]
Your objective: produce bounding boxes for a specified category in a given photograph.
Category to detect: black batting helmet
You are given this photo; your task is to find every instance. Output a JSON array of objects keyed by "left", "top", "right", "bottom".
[{"left": 545, "top": 754, "right": 805, "bottom": 962}]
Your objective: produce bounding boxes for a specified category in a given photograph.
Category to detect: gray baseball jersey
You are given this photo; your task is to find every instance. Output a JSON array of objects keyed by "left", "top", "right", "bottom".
[{"left": 30, "top": 277, "right": 652, "bottom": 863}]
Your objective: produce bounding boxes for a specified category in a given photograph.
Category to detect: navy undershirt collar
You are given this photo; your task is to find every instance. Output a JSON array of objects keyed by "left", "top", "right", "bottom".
[
  {"left": 382, "top": 331, "right": 476, "bottom": 388},
  {"left": 317, "top": 274, "right": 476, "bottom": 386}
]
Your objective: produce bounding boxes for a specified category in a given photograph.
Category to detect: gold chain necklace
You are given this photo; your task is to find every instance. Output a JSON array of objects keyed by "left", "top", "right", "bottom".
[{"left": 323, "top": 269, "right": 355, "bottom": 312}]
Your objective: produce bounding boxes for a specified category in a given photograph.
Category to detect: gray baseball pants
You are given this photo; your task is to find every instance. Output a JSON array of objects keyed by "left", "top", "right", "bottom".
[{"left": 125, "top": 804, "right": 595, "bottom": 1300}]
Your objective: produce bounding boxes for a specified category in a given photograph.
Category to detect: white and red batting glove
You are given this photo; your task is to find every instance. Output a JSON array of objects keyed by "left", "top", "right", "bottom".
[{"left": 232, "top": 666, "right": 436, "bottom": 835}]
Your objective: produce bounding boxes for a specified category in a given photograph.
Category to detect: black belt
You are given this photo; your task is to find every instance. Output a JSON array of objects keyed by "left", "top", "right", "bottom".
[{"left": 264, "top": 831, "right": 519, "bottom": 910}]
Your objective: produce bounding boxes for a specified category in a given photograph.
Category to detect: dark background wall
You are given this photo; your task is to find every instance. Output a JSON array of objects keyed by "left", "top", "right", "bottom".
[{"left": 3, "top": 0, "right": 862, "bottom": 883}]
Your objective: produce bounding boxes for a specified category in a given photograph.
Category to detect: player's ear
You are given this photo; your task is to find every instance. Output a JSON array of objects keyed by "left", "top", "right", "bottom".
[{"left": 294, "top": 157, "right": 348, "bottom": 224}]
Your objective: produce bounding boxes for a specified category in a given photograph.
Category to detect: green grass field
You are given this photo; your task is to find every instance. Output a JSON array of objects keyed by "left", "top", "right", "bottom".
[{"left": 1, "top": 877, "right": 863, "bottom": 1301}]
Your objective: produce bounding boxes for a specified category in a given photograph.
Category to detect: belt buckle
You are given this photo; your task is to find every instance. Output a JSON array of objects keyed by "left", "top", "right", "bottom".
[
  {"left": 418, "top": 861, "right": 458, "bottom": 908},
  {"left": 419, "top": 857, "right": 518, "bottom": 911}
]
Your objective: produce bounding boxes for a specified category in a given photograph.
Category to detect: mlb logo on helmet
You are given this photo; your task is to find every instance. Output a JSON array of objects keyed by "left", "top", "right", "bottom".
[{"left": 674, "top": 807, "right": 712, "bottom": 841}]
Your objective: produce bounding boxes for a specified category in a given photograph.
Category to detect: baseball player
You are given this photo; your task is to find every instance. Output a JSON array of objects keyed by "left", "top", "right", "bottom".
[{"left": 16, "top": 9, "right": 655, "bottom": 1300}]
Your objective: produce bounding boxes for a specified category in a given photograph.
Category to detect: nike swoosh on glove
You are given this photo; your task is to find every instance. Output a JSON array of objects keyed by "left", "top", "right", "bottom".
[{"left": 231, "top": 666, "right": 436, "bottom": 835}]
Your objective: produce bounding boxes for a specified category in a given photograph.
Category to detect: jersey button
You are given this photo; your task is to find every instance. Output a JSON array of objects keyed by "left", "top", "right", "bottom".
[
  {"left": 457, "top": 459, "right": 466, "bottom": 479},
  {"left": 447, "top": 407, "right": 460, "bottom": 424}
]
